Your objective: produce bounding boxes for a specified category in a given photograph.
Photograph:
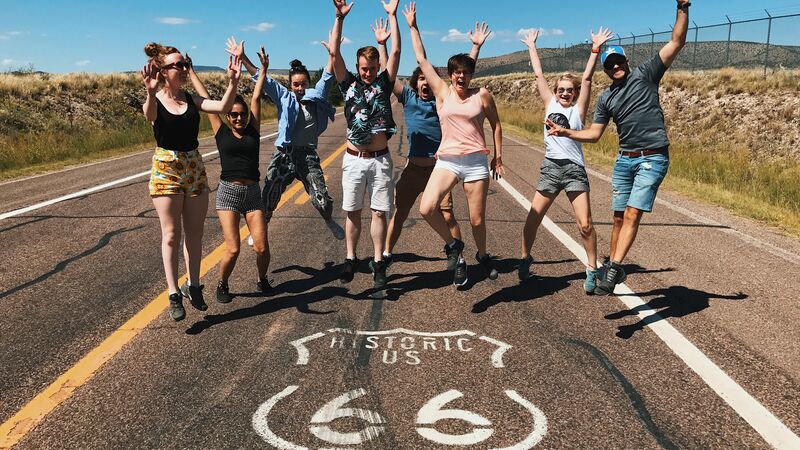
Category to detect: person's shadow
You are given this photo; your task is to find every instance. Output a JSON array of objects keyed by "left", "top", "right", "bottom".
[
  {"left": 605, "top": 286, "right": 748, "bottom": 339},
  {"left": 472, "top": 269, "right": 584, "bottom": 313}
]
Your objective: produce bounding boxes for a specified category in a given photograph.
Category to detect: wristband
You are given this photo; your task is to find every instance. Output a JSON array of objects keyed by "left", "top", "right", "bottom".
[{"left": 591, "top": 47, "right": 601, "bottom": 54}]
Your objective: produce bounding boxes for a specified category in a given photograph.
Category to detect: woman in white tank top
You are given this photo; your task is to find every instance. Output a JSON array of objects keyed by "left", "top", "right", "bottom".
[{"left": 518, "top": 27, "right": 614, "bottom": 294}]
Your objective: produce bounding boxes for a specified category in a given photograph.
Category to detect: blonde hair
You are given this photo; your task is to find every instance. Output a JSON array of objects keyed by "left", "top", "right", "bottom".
[
  {"left": 553, "top": 72, "right": 581, "bottom": 101},
  {"left": 144, "top": 42, "right": 180, "bottom": 69}
]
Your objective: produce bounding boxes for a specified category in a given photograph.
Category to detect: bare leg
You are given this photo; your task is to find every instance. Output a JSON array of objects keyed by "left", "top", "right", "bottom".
[
  {"left": 611, "top": 207, "right": 644, "bottom": 263},
  {"left": 217, "top": 210, "right": 241, "bottom": 282},
  {"left": 442, "top": 209, "right": 463, "bottom": 242},
  {"left": 152, "top": 195, "right": 184, "bottom": 294},
  {"left": 521, "top": 191, "right": 557, "bottom": 259},
  {"left": 181, "top": 192, "right": 209, "bottom": 286},
  {"left": 462, "top": 179, "right": 490, "bottom": 258},
  {"left": 385, "top": 205, "right": 411, "bottom": 254},
  {"left": 567, "top": 191, "right": 598, "bottom": 269},
  {"left": 609, "top": 210, "right": 625, "bottom": 260},
  {"left": 419, "top": 169, "right": 460, "bottom": 245},
  {"left": 345, "top": 210, "right": 362, "bottom": 259},
  {"left": 370, "top": 209, "right": 387, "bottom": 262},
  {"left": 244, "top": 209, "right": 270, "bottom": 280}
]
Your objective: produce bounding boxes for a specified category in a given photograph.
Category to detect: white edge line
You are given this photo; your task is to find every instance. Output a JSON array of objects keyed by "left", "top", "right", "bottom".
[
  {"left": 496, "top": 176, "right": 800, "bottom": 449},
  {"left": 504, "top": 135, "right": 800, "bottom": 266}
]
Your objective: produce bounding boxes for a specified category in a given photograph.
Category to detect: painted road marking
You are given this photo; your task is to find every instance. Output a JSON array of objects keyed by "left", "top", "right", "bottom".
[
  {"left": 289, "top": 328, "right": 512, "bottom": 368},
  {"left": 253, "top": 386, "right": 547, "bottom": 449},
  {"left": 504, "top": 135, "right": 800, "bottom": 266},
  {"left": 0, "top": 142, "right": 349, "bottom": 450},
  {"left": 497, "top": 176, "right": 800, "bottom": 449}
]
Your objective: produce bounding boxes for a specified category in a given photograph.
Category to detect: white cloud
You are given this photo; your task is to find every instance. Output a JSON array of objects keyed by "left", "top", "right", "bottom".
[
  {"left": 191, "top": 45, "right": 198, "bottom": 50},
  {"left": 76, "top": 60, "right": 91, "bottom": 66},
  {"left": 0, "top": 31, "right": 24, "bottom": 40},
  {"left": 420, "top": 30, "right": 438, "bottom": 36},
  {"left": 516, "top": 28, "right": 565, "bottom": 39},
  {"left": 155, "top": 17, "right": 193, "bottom": 25},
  {"left": 311, "top": 36, "right": 352, "bottom": 46},
  {"left": 2, "top": 58, "right": 16, "bottom": 66},
  {"left": 441, "top": 28, "right": 470, "bottom": 43},
  {"left": 243, "top": 22, "right": 275, "bottom": 32}
]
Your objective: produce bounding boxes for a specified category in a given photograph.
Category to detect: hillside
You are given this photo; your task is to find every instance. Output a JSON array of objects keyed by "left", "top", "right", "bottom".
[{"left": 460, "top": 41, "right": 800, "bottom": 77}]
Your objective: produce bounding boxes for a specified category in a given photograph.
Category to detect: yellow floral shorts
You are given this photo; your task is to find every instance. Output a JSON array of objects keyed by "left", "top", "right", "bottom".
[{"left": 149, "top": 147, "right": 209, "bottom": 197}]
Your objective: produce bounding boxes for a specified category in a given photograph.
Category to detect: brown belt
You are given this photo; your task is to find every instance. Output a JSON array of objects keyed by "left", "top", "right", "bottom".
[
  {"left": 346, "top": 148, "right": 389, "bottom": 158},
  {"left": 618, "top": 148, "right": 668, "bottom": 158}
]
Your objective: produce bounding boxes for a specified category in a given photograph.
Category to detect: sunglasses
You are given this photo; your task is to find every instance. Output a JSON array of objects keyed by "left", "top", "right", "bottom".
[
  {"left": 603, "top": 58, "right": 627, "bottom": 71},
  {"left": 556, "top": 87, "right": 575, "bottom": 94},
  {"left": 163, "top": 61, "right": 189, "bottom": 71},
  {"left": 227, "top": 112, "right": 247, "bottom": 119}
]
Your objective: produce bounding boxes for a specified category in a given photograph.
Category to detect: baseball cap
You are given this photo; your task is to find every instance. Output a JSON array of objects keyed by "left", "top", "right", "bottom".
[{"left": 601, "top": 45, "right": 626, "bottom": 67}]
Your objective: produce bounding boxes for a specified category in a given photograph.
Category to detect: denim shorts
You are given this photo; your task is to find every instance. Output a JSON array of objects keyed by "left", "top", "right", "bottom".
[
  {"left": 611, "top": 151, "right": 670, "bottom": 212},
  {"left": 536, "top": 158, "right": 590, "bottom": 194}
]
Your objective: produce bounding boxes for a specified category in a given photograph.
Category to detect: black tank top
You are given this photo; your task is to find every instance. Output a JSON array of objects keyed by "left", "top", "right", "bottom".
[
  {"left": 153, "top": 92, "right": 200, "bottom": 151},
  {"left": 215, "top": 123, "right": 261, "bottom": 182}
]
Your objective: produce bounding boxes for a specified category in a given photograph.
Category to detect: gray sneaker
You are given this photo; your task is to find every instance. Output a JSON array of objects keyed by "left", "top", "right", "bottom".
[
  {"left": 594, "top": 262, "right": 626, "bottom": 296},
  {"left": 444, "top": 239, "right": 465, "bottom": 271},
  {"left": 326, "top": 219, "right": 345, "bottom": 240},
  {"left": 168, "top": 293, "right": 185, "bottom": 321},
  {"left": 518, "top": 255, "right": 533, "bottom": 281},
  {"left": 453, "top": 257, "right": 468, "bottom": 287},
  {"left": 180, "top": 281, "right": 208, "bottom": 311}
]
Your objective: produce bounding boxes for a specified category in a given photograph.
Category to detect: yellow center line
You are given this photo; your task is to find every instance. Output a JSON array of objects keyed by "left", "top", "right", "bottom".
[{"left": 0, "top": 142, "right": 348, "bottom": 449}]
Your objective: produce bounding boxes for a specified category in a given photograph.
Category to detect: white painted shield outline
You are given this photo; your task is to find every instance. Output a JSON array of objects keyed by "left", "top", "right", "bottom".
[{"left": 289, "top": 328, "right": 512, "bottom": 368}]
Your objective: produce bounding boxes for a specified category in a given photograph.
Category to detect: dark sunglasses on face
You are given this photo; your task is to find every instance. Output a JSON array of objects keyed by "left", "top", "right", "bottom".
[
  {"left": 227, "top": 112, "right": 246, "bottom": 119},
  {"left": 556, "top": 87, "right": 575, "bottom": 94},
  {"left": 603, "top": 58, "right": 626, "bottom": 71},
  {"left": 163, "top": 61, "right": 190, "bottom": 71}
]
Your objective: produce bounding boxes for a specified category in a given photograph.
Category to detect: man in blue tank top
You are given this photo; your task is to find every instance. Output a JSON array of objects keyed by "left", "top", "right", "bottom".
[{"left": 546, "top": 0, "right": 691, "bottom": 295}]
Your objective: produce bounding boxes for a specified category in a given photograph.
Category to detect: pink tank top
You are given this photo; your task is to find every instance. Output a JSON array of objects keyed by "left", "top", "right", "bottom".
[{"left": 436, "top": 87, "right": 489, "bottom": 157}]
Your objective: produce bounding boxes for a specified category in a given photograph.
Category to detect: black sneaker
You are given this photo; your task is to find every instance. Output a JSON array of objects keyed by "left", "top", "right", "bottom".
[
  {"left": 370, "top": 259, "right": 388, "bottom": 289},
  {"left": 168, "top": 293, "right": 185, "bottom": 321},
  {"left": 476, "top": 253, "right": 499, "bottom": 280},
  {"left": 453, "top": 257, "right": 468, "bottom": 287},
  {"left": 444, "top": 239, "right": 465, "bottom": 271},
  {"left": 216, "top": 281, "right": 232, "bottom": 304},
  {"left": 518, "top": 255, "right": 533, "bottom": 281},
  {"left": 257, "top": 278, "right": 273, "bottom": 294},
  {"left": 383, "top": 253, "right": 394, "bottom": 269},
  {"left": 339, "top": 258, "right": 358, "bottom": 284},
  {"left": 180, "top": 282, "right": 208, "bottom": 311},
  {"left": 594, "top": 262, "right": 627, "bottom": 296}
]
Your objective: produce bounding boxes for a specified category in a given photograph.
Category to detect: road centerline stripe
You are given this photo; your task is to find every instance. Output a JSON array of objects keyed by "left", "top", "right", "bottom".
[{"left": 0, "top": 142, "right": 348, "bottom": 449}]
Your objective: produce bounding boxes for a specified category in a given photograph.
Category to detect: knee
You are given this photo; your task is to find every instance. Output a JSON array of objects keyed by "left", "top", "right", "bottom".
[
  {"left": 469, "top": 214, "right": 484, "bottom": 228},
  {"left": 226, "top": 244, "right": 241, "bottom": 259},
  {"left": 161, "top": 229, "right": 180, "bottom": 247},
  {"left": 578, "top": 222, "right": 594, "bottom": 237},
  {"left": 613, "top": 212, "right": 625, "bottom": 226},
  {"left": 347, "top": 211, "right": 362, "bottom": 224},
  {"left": 624, "top": 208, "right": 642, "bottom": 224},
  {"left": 419, "top": 202, "right": 437, "bottom": 219}
]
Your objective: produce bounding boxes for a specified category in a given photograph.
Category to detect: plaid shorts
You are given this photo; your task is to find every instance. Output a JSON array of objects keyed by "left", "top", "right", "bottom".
[
  {"left": 149, "top": 147, "right": 208, "bottom": 197},
  {"left": 215, "top": 180, "right": 264, "bottom": 214}
]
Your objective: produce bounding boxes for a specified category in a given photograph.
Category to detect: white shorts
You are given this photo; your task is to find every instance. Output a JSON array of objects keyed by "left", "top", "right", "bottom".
[
  {"left": 341, "top": 152, "right": 394, "bottom": 212},
  {"left": 435, "top": 152, "right": 490, "bottom": 182}
]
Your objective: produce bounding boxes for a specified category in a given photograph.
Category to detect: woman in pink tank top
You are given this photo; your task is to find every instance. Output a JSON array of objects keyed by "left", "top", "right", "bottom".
[{"left": 403, "top": 2, "right": 505, "bottom": 287}]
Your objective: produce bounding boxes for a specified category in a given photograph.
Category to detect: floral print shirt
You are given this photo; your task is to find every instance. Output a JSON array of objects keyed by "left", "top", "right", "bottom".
[{"left": 338, "top": 71, "right": 396, "bottom": 145}]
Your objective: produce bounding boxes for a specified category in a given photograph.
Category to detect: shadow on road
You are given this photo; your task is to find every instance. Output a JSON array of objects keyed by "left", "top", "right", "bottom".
[
  {"left": 605, "top": 286, "right": 748, "bottom": 339},
  {"left": 472, "top": 271, "right": 585, "bottom": 313}
]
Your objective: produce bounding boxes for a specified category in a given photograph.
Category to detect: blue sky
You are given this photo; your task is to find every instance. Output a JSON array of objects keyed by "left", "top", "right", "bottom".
[{"left": 2, "top": 0, "right": 799, "bottom": 75}]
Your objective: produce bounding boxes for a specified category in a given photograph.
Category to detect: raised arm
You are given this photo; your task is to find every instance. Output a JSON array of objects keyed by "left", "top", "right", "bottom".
[
  {"left": 403, "top": 2, "right": 447, "bottom": 100},
  {"left": 329, "top": 0, "right": 353, "bottom": 82},
  {"left": 382, "top": 0, "right": 401, "bottom": 82},
  {"left": 577, "top": 27, "right": 613, "bottom": 121},
  {"left": 372, "top": 18, "right": 390, "bottom": 71},
  {"left": 185, "top": 53, "right": 223, "bottom": 133},
  {"left": 193, "top": 54, "right": 241, "bottom": 114},
  {"left": 520, "top": 29, "right": 552, "bottom": 106},
  {"left": 659, "top": 0, "right": 690, "bottom": 68},
  {"left": 481, "top": 88, "right": 505, "bottom": 180},
  {"left": 227, "top": 37, "right": 258, "bottom": 77},
  {"left": 140, "top": 63, "right": 160, "bottom": 123},
  {"left": 468, "top": 22, "right": 491, "bottom": 61},
  {"left": 250, "top": 46, "right": 268, "bottom": 130}
]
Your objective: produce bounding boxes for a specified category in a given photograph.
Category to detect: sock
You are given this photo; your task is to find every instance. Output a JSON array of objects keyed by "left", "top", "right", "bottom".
[{"left": 383, "top": 252, "right": 392, "bottom": 258}]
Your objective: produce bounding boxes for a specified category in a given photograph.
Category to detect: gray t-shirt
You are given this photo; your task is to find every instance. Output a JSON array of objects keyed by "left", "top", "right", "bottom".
[
  {"left": 593, "top": 54, "right": 670, "bottom": 151},
  {"left": 291, "top": 102, "right": 318, "bottom": 147}
]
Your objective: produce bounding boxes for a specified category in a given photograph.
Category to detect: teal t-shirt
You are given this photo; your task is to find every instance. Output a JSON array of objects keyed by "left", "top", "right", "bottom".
[{"left": 398, "top": 86, "right": 441, "bottom": 158}]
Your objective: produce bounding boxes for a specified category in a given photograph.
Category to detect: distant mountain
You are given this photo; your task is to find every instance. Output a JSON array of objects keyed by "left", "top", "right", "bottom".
[
  {"left": 437, "top": 40, "right": 800, "bottom": 77},
  {"left": 192, "top": 66, "right": 291, "bottom": 76}
]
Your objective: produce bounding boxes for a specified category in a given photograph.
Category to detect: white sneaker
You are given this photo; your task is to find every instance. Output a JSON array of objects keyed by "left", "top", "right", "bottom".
[
  {"left": 247, "top": 235, "right": 254, "bottom": 246},
  {"left": 326, "top": 219, "right": 345, "bottom": 240}
]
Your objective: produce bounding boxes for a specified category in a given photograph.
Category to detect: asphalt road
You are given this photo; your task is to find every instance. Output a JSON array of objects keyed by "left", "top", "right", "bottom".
[{"left": 1, "top": 102, "right": 798, "bottom": 449}]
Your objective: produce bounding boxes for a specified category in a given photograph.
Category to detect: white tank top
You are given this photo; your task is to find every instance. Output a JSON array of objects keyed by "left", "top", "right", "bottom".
[{"left": 543, "top": 97, "right": 585, "bottom": 166}]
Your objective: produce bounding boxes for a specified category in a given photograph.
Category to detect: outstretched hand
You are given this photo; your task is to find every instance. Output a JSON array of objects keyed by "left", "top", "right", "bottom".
[
  {"left": 469, "top": 22, "right": 492, "bottom": 47},
  {"left": 591, "top": 27, "right": 614, "bottom": 50},
  {"left": 490, "top": 156, "right": 505, "bottom": 180},
  {"left": 140, "top": 63, "right": 161, "bottom": 93},
  {"left": 381, "top": 0, "right": 399, "bottom": 15},
  {"left": 184, "top": 53, "right": 194, "bottom": 72},
  {"left": 257, "top": 46, "right": 269, "bottom": 70},
  {"left": 227, "top": 54, "right": 242, "bottom": 82},
  {"left": 520, "top": 28, "right": 540, "bottom": 48},
  {"left": 332, "top": 0, "right": 353, "bottom": 16},
  {"left": 402, "top": 2, "right": 417, "bottom": 28},
  {"left": 371, "top": 18, "right": 390, "bottom": 44},
  {"left": 226, "top": 37, "right": 244, "bottom": 58},
  {"left": 677, "top": 0, "right": 690, "bottom": 6}
]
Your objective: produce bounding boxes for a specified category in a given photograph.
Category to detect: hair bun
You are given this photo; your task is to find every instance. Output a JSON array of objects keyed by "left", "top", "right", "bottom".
[
  {"left": 290, "top": 59, "right": 305, "bottom": 69},
  {"left": 144, "top": 42, "right": 162, "bottom": 58}
]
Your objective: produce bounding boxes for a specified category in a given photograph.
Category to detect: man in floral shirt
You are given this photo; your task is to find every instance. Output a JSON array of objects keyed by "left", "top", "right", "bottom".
[{"left": 329, "top": 0, "right": 400, "bottom": 291}]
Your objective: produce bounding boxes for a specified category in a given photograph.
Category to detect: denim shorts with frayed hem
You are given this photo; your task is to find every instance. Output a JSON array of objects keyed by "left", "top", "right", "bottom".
[
  {"left": 611, "top": 151, "right": 669, "bottom": 212},
  {"left": 536, "top": 158, "right": 590, "bottom": 194}
]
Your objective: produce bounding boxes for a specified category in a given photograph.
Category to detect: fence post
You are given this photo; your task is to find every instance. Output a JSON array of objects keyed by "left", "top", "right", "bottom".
[
  {"left": 764, "top": 9, "right": 773, "bottom": 76},
  {"left": 725, "top": 15, "right": 732, "bottom": 67},
  {"left": 691, "top": 21, "right": 699, "bottom": 72},
  {"left": 630, "top": 33, "right": 636, "bottom": 65},
  {"left": 649, "top": 28, "right": 655, "bottom": 57}
]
